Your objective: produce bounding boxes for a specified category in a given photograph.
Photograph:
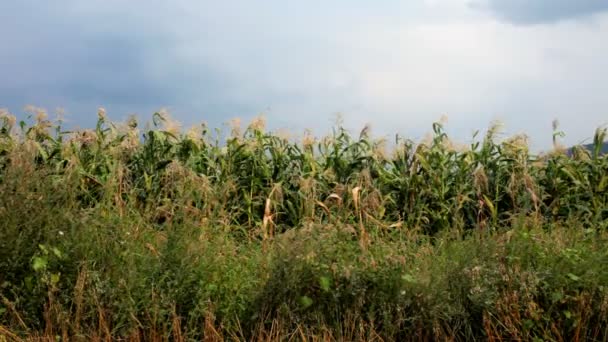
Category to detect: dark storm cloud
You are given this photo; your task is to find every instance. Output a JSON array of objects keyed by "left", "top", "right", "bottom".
[
  {"left": 476, "top": 0, "right": 608, "bottom": 24},
  {"left": 2, "top": 0, "right": 608, "bottom": 150},
  {"left": 0, "top": 1, "right": 243, "bottom": 126}
]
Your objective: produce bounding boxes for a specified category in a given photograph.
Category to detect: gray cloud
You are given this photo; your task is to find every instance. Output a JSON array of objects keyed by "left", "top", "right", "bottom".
[
  {"left": 1, "top": 1, "right": 607, "bottom": 150},
  {"left": 0, "top": 1, "right": 250, "bottom": 127},
  {"left": 475, "top": 0, "right": 608, "bottom": 24}
]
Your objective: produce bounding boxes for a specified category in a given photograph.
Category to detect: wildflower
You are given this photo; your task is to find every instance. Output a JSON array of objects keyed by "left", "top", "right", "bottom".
[
  {"left": 164, "top": 119, "right": 182, "bottom": 136},
  {"left": 157, "top": 108, "right": 170, "bottom": 121},
  {"left": 249, "top": 116, "right": 266, "bottom": 132},
  {"left": 504, "top": 134, "right": 529, "bottom": 154},
  {"left": 186, "top": 124, "right": 203, "bottom": 141},
  {"left": 486, "top": 120, "right": 504, "bottom": 140},
  {"left": 34, "top": 107, "right": 48, "bottom": 123},
  {"left": 373, "top": 138, "right": 388, "bottom": 160},
  {"left": 75, "top": 129, "right": 97, "bottom": 146},
  {"left": 120, "top": 131, "right": 140, "bottom": 151},
  {"left": 0, "top": 108, "right": 17, "bottom": 128},
  {"left": 24, "top": 106, "right": 52, "bottom": 136},
  {"left": 97, "top": 107, "right": 107, "bottom": 121},
  {"left": 7, "top": 115, "right": 16, "bottom": 128},
  {"left": 230, "top": 118, "right": 242, "bottom": 138},
  {"left": 126, "top": 115, "right": 138, "bottom": 129},
  {"left": 473, "top": 166, "right": 489, "bottom": 193},
  {"left": 23, "top": 104, "right": 36, "bottom": 113},
  {"left": 302, "top": 129, "right": 315, "bottom": 149},
  {"left": 441, "top": 136, "right": 468, "bottom": 153},
  {"left": 156, "top": 108, "right": 181, "bottom": 136},
  {"left": 276, "top": 128, "right": 291, "bottom": 141},
  {"left": 420, "top": 132, "right": 433, "bottom": 146}
]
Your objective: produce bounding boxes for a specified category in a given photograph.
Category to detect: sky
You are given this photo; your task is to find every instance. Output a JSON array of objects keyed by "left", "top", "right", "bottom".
[{"left": 1, "top": 0, "right": 608, "bottom": 150}]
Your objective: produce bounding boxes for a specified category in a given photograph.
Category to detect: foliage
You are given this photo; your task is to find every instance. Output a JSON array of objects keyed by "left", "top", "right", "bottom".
[{"left": 0, "top": 108, "right": 607, "bottom": 340}]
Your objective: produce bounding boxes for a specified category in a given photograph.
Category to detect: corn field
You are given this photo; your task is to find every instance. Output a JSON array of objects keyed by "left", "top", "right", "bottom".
[{"left": 1, "top": 107, "right": 608, "bottom": 341}]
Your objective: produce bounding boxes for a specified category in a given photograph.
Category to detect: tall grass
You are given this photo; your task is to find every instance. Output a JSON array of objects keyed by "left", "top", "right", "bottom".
[{"left": 0, "top": 107, "right": 607, "bottom": 341}]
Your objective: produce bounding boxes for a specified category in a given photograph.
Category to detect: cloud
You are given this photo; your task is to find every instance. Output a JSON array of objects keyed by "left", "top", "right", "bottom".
[
  {"left": 1, "top": 0, "right": 608, "bottom": 150},
  {"left": 474, "top": 0, "right": 608, "bottom": 24},
  {"left": 0, "top": 1, "right": 245, "bottom": 127}
]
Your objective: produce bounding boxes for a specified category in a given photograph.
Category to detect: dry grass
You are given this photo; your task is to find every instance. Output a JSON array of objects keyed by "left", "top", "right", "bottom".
[{"left": 1, "top": 109, "right": 607, "bottom": 340}]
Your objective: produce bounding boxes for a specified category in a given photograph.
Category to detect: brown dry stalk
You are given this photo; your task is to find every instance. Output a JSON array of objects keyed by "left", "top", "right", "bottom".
[
  {"left": 0, "top": 324, "right": 24, "bottom": 342},
  {"left": 203, "top": 311, "right": 223, "bottom": 342},
  {"left": 0, "top": 295, "right": 27, "bottom": 332},
  {"left": 73, "top": 266, "right": 87, "bottom": 334}
]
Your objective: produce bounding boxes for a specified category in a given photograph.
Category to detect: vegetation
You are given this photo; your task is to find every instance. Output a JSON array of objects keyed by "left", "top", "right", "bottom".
[
  {"left": 1, "top": 107, "right": 607, "bottom": 341},
  {"left": 571, "top": 142, "right": 608, "bottom": 156}
]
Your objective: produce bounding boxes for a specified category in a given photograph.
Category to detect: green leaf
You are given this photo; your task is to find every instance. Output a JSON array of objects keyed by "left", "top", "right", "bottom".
[
  {"left": 551, "top": 291, "right": 564, "bottom": 303},
  {"left": 32, "top": 257, "right": 47, "bottom": 272},
  {"left": 51, "top": 247, "right": 62, "bottom": 259},
  {"left": 25, "top": 276, "right": 34, "bottom": 291},
  {"left": 415, "top": 153, "right": 430, "bottom": 171},
  {"left": 298, "top": 296, "right": 314, "bottom": 309},
  {"left": 319, "top": 276, "right": 331, "bottom": 292},
  {"left": 50, "top": 273, "right": 61, "bottom": 286},
  {"left": 566, "top": 273, "right": 580, "bottom": 282},
  {"left": 482, "top": 195, "right": 497, "bottom": 221},
  {"left": 34, "top": 142, "right": 49, "bottom": 161},
  {"left": 38, "top": 244, "right": 49, "bottom": 255},
  {"left": 598, "top": 175, "right": 608, "bottom": 192},
  {"left": 402, "top": 274, "right": 416, "bottom": 283}
]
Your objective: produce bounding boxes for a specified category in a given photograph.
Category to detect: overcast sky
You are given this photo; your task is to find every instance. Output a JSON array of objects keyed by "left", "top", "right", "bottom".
[{"left": 1, "top": 0, "right": 607, "bottom": 149}]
